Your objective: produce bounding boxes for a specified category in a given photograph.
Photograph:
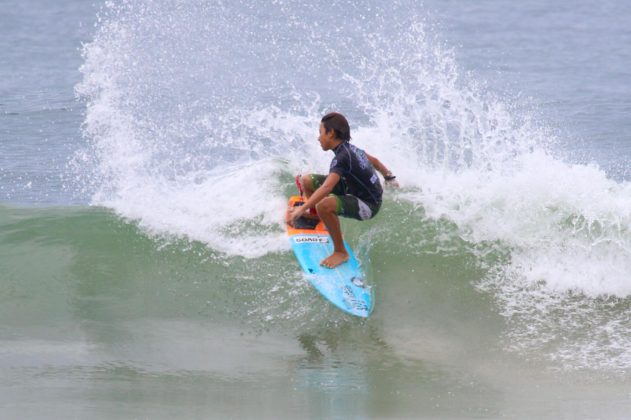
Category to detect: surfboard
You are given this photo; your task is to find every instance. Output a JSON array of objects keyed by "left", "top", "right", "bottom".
[{"left": 286, "top": 195, "right": 373, "bottom": 317}]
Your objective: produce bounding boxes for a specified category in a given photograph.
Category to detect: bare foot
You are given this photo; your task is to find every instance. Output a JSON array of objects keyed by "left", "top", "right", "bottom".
[{"left": 320, "top": 251, "right": 349, "bottom": 268}]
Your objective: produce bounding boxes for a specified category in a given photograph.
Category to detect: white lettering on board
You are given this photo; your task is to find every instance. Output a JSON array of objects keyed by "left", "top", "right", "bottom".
[{"left": 294, "top": 236, "right": 329, "bottom": 244}]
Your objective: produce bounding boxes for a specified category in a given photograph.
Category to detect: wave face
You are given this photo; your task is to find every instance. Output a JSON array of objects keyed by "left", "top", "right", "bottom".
[{"left": 72, "top": 0, "right": 631, "bottom": 371}]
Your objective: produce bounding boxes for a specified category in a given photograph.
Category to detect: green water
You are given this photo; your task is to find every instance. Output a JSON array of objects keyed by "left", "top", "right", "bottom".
[{"left": 2, "top": 205, "right": 630, "bottom": 418}]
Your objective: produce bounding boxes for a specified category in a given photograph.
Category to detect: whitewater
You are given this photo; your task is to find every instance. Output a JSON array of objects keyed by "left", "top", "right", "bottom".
[{"left": 2, "top": 0, "right": 631, "bottom": 418}]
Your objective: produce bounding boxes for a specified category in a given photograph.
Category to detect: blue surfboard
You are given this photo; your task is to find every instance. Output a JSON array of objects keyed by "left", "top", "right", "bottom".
[{"left": 287, "top": 196, "right": 373, "bottom": 317}]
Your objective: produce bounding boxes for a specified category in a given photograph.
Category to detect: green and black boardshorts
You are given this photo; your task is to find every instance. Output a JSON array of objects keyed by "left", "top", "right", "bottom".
[{"left": 310, "top": 174, "right": 381, "bottom": 221}]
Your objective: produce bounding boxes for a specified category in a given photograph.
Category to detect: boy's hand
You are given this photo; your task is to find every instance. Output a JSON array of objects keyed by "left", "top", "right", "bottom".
[
  {"left": 385, "top": 178, "right": 399, "bottom": 189},
  {"left": 286, "top": 205, "right": 305, "bottom": 227},
  {"left": 383, "top": 172, "right": 399, "bottom": 189}
]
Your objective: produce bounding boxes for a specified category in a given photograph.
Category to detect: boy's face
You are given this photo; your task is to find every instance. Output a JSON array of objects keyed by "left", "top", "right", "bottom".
[{"left": 318, "top": 123, "right": 336, "bottom": 151}]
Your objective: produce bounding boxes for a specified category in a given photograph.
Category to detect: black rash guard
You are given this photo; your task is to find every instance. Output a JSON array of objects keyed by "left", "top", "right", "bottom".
[{"left": 329, "top": 142, "right": 383, "bottom": 206}]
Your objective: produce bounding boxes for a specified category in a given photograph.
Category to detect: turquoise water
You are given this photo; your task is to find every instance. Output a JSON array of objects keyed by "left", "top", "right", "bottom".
[{"left": 2, "top": 0, "right": 631, "bottom": 418}]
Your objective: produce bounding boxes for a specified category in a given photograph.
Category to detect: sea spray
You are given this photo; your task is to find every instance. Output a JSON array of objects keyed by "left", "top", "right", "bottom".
[{"left": 75, "top": 0, "right": 631, "bottom": 370}]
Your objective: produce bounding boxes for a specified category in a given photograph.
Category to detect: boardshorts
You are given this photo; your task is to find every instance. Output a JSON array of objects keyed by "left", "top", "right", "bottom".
[{"left": 310, "top": 174, "right": 381, "bottom": 221}]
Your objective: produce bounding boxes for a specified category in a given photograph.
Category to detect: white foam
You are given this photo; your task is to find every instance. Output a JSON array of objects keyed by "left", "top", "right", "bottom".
[
  {"left": 402, "top": 151, "right": 631, "bottom": 297},
  {"left": 335, "top": 18, "right": 631, "bottom": 300},
  {"left": 77, "top": 0, "right": 631, "bottom": 288},
  {"left": 98, "top": 159, "right": 289, "bottom": 258},
  {"left": 76, "top": 0, "right": 631, "bottom": 369},
  {"left": 74, "top": 1, "right": 333, "bottom": 257}
]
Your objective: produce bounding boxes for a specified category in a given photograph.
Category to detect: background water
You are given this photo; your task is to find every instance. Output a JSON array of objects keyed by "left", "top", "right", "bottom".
[{"left": 1, "top": 0, "right": 631, "bottom": 418}]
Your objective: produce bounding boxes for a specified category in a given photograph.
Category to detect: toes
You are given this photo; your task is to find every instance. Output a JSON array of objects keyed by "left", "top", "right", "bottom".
[{"left": 320, "top": 259, "right": 332, "bottom": 268}]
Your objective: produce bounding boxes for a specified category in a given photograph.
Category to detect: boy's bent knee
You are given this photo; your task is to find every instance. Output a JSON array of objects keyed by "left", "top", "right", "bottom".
[
  {"left": 315, "top": 196, "right": 338, "bottom": 215},
  {"left": 300, "top": 174, "right": 313, "bottom": 192}
]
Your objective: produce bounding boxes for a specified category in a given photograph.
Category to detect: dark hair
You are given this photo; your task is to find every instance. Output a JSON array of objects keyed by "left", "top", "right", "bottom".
[{"left": 321, "top": 112, "right": 351, "bottom": 142}]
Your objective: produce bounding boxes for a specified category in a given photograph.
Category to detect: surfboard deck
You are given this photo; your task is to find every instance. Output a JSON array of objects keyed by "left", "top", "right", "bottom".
[{"left": 286, "top": 195, "right": 373, "bottom": 317}]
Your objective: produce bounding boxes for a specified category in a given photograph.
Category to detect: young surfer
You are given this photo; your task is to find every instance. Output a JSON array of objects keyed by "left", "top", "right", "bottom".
[{"left": 287, "top": 112, "right": 398, "bottom": 268}]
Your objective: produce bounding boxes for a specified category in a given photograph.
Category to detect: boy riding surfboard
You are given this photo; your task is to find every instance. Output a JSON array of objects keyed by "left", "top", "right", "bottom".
[{"left": 286, "top": 112, "right": 398, "bottom": 268}]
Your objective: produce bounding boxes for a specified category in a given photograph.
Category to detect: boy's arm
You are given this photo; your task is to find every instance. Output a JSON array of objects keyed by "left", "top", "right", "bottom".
[
  {"left": 302, "top": 173, "right": 340, "bottom": 209},
  {"left": 289, "top": 173, "right": 341, "bottom": 222},
  {"left": 366, "top": 153, "right": 399, "bottom": 187}
]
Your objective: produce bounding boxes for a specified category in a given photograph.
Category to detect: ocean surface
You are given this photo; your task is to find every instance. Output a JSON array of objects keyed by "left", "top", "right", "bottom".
[{"left": 1, "top": 0, "right": 630, "bottom": 418}]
